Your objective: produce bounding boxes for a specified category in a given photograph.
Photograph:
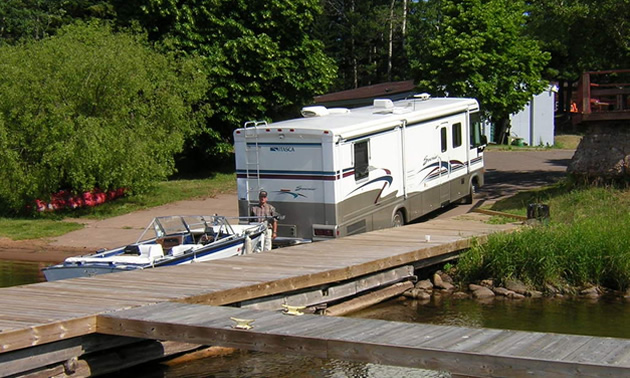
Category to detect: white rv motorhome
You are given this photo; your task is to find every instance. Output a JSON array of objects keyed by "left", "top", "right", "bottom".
[{"left": 234, "top": 95, "right": 486, "bottom": 244}]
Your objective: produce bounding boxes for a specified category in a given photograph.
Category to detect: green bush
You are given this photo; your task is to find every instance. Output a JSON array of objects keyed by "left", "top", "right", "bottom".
[{"left": 0, "top": 22, "right": 209, "bottom": 214}]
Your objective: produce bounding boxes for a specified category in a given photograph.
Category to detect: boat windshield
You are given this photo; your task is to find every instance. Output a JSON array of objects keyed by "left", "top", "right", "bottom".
[
  {"left": 156, "top": 216, "right": 193, "bottom": 235},
  {"left": 136, "top": 215, "right": 234, "bottom": 242}
]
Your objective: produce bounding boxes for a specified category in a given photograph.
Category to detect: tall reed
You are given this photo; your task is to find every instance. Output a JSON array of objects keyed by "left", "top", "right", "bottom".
[{"left": 457, "top": 186, "right": 630, "bottom": 291}]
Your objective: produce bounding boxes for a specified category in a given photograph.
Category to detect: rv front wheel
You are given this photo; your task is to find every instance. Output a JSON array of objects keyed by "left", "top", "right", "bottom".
[
  {"left": 463, "top": 181, "right": 477, "bottom": 204},
  {"left": 392, "top": 210, "right": 404, "bottom": 227}
]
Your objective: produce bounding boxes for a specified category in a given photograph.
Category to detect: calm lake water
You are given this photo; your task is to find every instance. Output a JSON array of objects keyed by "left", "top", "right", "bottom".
[
  {"left": 0, "top": 260, "right": 50, "bottom": 287},
  {"left": 4, "top": 261, "right": 629, "bottom": 377}
]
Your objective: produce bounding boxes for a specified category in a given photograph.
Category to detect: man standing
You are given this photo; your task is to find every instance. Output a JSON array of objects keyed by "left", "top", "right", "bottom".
[{"left": 250, "top": 190, "right": 277, "bottom": 251}]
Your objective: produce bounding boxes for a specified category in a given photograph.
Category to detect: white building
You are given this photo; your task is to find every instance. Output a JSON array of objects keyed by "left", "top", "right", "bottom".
[{"left": 485, "top": 86, "right": 557, "bottom": 146}]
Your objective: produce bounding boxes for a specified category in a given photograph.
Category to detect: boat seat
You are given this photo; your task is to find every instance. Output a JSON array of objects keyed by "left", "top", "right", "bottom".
[
  {"left": 170, "top": 244, "right": 201, "bottom": 257},
  {"left": 156, "top": 235, "right": 184, "bottom": 249},
  {"left": 138, "top": 244, "right": 164, "bottom": 261}
]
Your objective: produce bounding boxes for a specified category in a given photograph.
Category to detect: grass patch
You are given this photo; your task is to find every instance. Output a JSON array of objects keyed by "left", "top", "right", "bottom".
[
  {"left": 484, "top": 133, "right": 581, "bottom": 151},
  {"left": 72, "top": 172, "right": 236, "bottom": 219},
  {"left": 0, "top": 172, "right": 237, "bottom": 239},
  {"left": 484, "top": 144, "right": 546, "bottom": 151},
  {"left": 554, "top": 134, "right": 582, "bottom": 150},
  {"left": 489, "top": 180, "right": 572, "bottom": 216},
  {"left": 0, "top": 218, "right": 84, "bottom": 240},
  {"left": 458, "top": 184, "right": 630, "bottom": 291}
]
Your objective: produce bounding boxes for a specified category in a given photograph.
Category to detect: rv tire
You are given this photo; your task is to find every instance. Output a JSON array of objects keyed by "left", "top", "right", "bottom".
[
  {"left": 392, "top": 210, "right": 404, "bottom": 227},
  {"left": 463, "top": 181, "right": 476, "bottom": 204}
]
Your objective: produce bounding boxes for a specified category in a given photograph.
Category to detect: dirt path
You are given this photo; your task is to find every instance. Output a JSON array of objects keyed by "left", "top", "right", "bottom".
[{"left": 0, "top": 150, "right": 575, "bottom": 263}]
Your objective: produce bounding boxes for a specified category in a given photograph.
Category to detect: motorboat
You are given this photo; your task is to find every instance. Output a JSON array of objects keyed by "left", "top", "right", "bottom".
[{"left": 42, "top": 215, "right": 267, "bottom": 281}]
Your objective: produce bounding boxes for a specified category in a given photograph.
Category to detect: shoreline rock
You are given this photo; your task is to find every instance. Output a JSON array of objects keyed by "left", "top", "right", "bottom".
[{"left": 403, "top": 274, "right": 628, "bottom": 303}]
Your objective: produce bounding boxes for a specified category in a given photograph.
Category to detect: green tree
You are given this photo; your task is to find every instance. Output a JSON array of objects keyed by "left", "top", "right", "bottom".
[
  {"left": 127, "top": 0, "right": 336, "bottom": 158},
  {"left": 0, "top": 22, "right": 208, "bottom": 214},
  {"left": 409, "top": 0, "right": 549, "bottom": 143}
]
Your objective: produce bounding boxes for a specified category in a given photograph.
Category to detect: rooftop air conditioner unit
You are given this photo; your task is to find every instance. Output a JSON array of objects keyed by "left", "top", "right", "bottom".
[{"left": 301, "top": 106, "right": 330, "bottom": 117}]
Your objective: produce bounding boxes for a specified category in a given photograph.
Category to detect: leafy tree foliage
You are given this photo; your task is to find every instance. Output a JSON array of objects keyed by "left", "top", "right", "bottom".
[
  {"left": 0, "top": 22, "right": 208, "bottom": 214},
  {"left": 527, "top": 0, "right": 629, "bottom": 80},
  {"left": 408, "top": 0, "right": 549, "bottom": 142},
  {"left": 122, "top": 0, "right": 336, "bottom": 157}
]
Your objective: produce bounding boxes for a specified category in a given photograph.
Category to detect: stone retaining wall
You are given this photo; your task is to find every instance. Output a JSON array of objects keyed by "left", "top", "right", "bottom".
[{"left": 568, "top": 121, "right": 630, "bottom": 183}]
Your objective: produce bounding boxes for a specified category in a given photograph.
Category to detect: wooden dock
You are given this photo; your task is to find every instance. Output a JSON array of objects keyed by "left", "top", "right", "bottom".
[
  {"left": 6, "top": 214, "right": 623, "bottom": 376},
  {"left": 99, "top": 301, "right": 630, "bottom": 377}
]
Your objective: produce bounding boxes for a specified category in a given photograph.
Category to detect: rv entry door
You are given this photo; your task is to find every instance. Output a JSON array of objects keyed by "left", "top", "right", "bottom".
[{"left": 438, "top": 125, "right": 450, "bottom": 205}]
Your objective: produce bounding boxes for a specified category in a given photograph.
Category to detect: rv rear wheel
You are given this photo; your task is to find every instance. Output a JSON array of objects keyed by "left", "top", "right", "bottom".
[{"left": 392, "top": 210, "right": 404, "bottom": 227}]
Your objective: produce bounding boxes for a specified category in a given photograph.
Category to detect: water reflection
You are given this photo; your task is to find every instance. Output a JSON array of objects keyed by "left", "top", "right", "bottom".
[
  {"left": 353, "top": 294, "right": 630, "bottom": 339},
  {"left": 0, "top": 260, "right": 49, "bottom": 287},
  {"left": 118, "top": 350, "right": 449, "bottom": 378}
]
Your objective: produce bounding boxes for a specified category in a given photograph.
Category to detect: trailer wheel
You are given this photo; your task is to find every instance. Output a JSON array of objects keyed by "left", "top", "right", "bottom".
[{"left": 392, "top": 210, "right": 404, "bottom": 227}]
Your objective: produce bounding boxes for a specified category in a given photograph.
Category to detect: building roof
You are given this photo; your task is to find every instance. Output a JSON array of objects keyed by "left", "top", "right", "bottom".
[{"left": 313, "top": 80, "right": 416, "bottom": 108}]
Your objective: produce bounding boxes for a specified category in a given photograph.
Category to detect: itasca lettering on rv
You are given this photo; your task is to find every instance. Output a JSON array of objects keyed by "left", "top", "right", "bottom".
[{"left": 270, "top": 147, "right": 295, "bottom": 152}]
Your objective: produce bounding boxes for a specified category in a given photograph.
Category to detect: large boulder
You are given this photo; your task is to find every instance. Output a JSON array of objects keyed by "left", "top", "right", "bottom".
[
  {"left": 492, "top": 287, "right": 514, "bottom": 297},
  {"left": 404, "top": 288, "right": 431, "bottom": 300},
  {"left": 472, "top": 286, "right": 495, "bottom": 299},
  {"left": 415, "top": 279, "right": 434, "bottom": 291},
  {"left": 504, "top": 278, "right": 528, "bottom": 295}
]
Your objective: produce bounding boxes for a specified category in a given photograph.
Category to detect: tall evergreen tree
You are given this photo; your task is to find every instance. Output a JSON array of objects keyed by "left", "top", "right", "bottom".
[{"left": 317, "top": 0, "right": 410, "bottom": 91}]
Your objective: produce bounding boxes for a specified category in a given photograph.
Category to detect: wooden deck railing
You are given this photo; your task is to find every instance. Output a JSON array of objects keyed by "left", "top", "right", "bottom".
[{"left": 573, "top": 69, "right": 630, "bottom": 124}]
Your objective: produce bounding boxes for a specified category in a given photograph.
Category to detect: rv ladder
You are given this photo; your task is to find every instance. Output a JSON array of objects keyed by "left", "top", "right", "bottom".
[{"left": 242, "top": 120, "right": 267, "bottom": 206}]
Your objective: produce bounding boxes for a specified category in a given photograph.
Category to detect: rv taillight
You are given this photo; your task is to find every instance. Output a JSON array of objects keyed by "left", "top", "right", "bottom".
[{"left": 314, "top": 228, "right": 335, "bottom": 237}]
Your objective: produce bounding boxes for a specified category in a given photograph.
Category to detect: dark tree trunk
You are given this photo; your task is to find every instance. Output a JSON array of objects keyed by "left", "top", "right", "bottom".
[{"left": 493, "top": 117, "right": 511, "bottom": 145}]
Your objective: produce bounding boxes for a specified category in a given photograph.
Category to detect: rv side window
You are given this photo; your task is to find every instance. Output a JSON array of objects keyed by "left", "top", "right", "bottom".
[
  {"left": 452, "top": 123, "right": 462, "bottom": 148},
  {"left": 440, "top": 127, "right": 447, "bottom": 152},
  {"left": 354, "top": 141, "right": 369, "bottom": 180}
]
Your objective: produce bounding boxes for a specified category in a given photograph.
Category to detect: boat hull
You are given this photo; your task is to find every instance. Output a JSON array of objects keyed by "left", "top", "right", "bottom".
[{"left": 42, "top": 265, "right": 135, "bottom": 281}]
